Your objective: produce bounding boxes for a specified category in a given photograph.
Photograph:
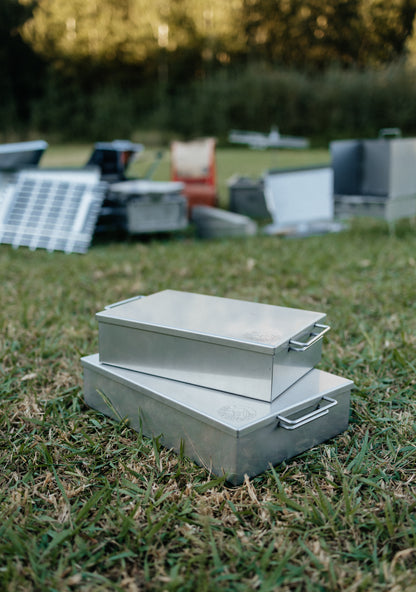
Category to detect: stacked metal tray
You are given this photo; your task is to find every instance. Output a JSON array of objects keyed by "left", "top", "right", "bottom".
[
  {"left": 82, "top": 290, "right": 353, "bottom": 484},
  {"left": 191, "top": 206, "right": 257, "bottom": 239}
]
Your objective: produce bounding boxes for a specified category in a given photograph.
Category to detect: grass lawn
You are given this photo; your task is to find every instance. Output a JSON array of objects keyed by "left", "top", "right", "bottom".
[{"left": 1, "top": 145, "right": 416, "bottom": 591}]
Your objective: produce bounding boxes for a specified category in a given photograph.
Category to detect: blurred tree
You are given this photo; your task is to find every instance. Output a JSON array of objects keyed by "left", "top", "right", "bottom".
[
  {"left": 359, "top": 0, "right": 416, "bottom": 64},
  {"left": 242, "top": 0, "right": 416, "bottom": 68},
  {"left": 18, "top": 0, "right": 416, "bottom": 75},
  {"left": 19, "top": 0, "right": 160, "bottom": 64},
  {"left": 11, "top": 0, "right": 416, "bottom": 141},
  {"left": 242, "top": 0, "right": 362, "bottom": 67},
  {"left": 18, "top": 0, "right": 243, "bottom": 71},
  {"left": 406, "top": 15, "right": 416, "bottom": 62},
  {"left": 0, "top": 0, "right": 46, "bottom": 134}
]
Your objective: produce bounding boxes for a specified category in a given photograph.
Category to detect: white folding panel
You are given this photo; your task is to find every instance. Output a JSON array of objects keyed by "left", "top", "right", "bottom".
[
  {"left": 264, "top": 167, "right": 333, "bottom": 229},
  {"left": 0, "top": 168, "right": 105, "bottom": 254}
]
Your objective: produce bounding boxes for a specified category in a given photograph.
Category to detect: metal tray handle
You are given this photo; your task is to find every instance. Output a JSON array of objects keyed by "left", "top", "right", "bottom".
[
  {"left": 104, "top": 295, "right": 144, "bottom": 309},
  {"left": 289, "top": 323, "right": 330, "bottom": 352},
  {"left": 277, "top": 396, "right": 337, "bottom": 430}
]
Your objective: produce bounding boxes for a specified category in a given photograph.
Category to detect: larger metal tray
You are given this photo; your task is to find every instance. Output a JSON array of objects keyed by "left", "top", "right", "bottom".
[
  {"left": 97, "top": 290, "right": 329, "bottom": 402},
  {"left": 82, "top": 354, "right": 353, "bottom": 485}
]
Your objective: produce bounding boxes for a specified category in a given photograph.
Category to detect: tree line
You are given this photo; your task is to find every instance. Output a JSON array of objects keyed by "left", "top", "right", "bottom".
[
  {"left": 15, "top": 0, "right": 416, "bottom": 73},
  {"left": 3, "top": 0, "right": 416, "bottom": 141}
]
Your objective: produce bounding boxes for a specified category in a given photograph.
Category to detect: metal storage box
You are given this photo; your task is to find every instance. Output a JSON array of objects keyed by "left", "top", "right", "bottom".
[
  {"left": 333, "top": 194, "right": 416, "bottom": 222},
  {"left": 264, "top": 166, "right": 334, "bottom": 231},
  {"left": 109, "top": 180, "right": 188, "bottom": 234},
  {"left": 331, "top": 137, "right": 416, "bottom": 198},
  {"left": 228, "top": 176, "right": 269, "bottom": 219},
  {"left": 97, "top": 290, "right": 329, "bottom": 402},
  {"left": 361, "top": 138, "right": 416, "bottom": 197},
  {"left": 331, "top": 136, "right": 416, "bottom": 224},
  {"left": 82, "top": 354, "right": 353, "bottom": 485},
  {"left": 0, "top": 140, "right": 48, "bottom": 170},
  {"left": 191, "top": 206, "right": 257, "bottom": 239},
  {"left": 125, "top": 194, "right": 187, "bottom": 235}
]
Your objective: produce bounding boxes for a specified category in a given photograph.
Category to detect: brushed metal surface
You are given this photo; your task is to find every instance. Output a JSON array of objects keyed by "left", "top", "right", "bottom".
[
  {"left": 362, "top": 138, "right": 416, "bottom": 197},
  {"left": 97, "top": 290, "right": 327, "bottom": 401},
  {"left": 330, "top": 140, "right": 363, "bottom": 196},
  {"left": 264, "top": 167, "right": 334, "bottom": 229},
  {"left": 331, "top": 137, "right": 416, "bottom": 200},
  {"left": 82, "top": 354, "right": 353, "bottom": 485},
  {"left": 334, "top": 193, "right": 416, "bottom": 223}
]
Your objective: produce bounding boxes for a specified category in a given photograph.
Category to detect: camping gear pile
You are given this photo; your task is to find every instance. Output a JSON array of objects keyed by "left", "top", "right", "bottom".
[{"left": 1, "top": 129, "right": 416, "bottom": 253}]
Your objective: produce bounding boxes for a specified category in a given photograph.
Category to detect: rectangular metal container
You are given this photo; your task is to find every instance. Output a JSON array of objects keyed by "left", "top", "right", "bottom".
[
  {"left": 109, "top": 180, "right": 188, "bottom": 234},
  {"left": 0, "top": 140, "right": 48, "bottom": 170},
  {"left": 97, "top": 290, "right": 329, "bottom": 402},
  {"left": 191, "top": 206, "right": 257, "bottom": 239},
  {"left": 362, "top": 138, "right": 416, "bottom": 198},
  {"left": 264, "top": 167, "right": 334, "bottom": 231},
  {"left": 228, "top": 176, "right": 269, "bottom": 219},
  {"left": 82, "top": 354, "right": 353, "bottom": 485},
  {"left": 125, "top": 195, "right": 188, "bottom": 234},
  {"left": 331, "top": 137, "right": 416, "bottom": 198},
  {"left": 331, "top": 137, "right": 416, "bottom": 225},
  {"left": 334, "top": 193, "right": 416, "bottom": 223}
]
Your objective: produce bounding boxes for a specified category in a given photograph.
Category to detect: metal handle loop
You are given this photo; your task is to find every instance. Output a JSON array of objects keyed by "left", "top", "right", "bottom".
[
  {"left": 277, "top": 396, "right": 337, "bottom": 430},
  {"left": 289, "top": 323, "right": 330, "bottom": 352},
  {"left": 104, "top": 295, "right": 143, "bottom": 310}
]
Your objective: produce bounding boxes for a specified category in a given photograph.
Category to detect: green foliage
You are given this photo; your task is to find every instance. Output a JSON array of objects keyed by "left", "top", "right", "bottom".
[
  {"left": 25, "top": 61, "right": 416, "bottom": 143},
  {"left": 0, "top": 0, "right": 46, "bottom": 139},
  {"left": 17, "top": 0, "right": 416, "bottom": 71},
  {"left": 241, "top": 0, "right": 416, "bottom": 68},
  {"left": 3, "top": 0, "right": 416, "bottom": 140},
  {"left": 173, "top": 62, "right": 416, "bottom": 141},
  {"left": 1, "top": 146, "right": 416, "bottom": 589}
]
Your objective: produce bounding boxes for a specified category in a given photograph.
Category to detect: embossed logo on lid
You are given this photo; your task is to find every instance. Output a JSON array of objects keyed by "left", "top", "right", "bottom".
[{"left": 218, "top": 405, "right": 257, "bottom": 423}]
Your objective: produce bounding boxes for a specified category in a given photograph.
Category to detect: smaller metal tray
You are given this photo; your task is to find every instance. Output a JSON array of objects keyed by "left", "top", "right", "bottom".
[
  {"left": 191, "top": 206, "right": 257, "bottom": 238},
  {"left": 97, "top": 290, "right": 329, "bottom": 402},
  {"left": 82, "top": 354, "right": 353, "bottom": 485}
]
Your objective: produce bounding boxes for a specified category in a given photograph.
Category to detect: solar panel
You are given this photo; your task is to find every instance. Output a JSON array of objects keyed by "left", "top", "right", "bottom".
[{"left": 0, "top": 168, "right": 106, "bottom": 254}]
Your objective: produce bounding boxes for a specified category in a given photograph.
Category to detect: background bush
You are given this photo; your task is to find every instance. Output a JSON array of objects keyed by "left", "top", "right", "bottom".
[
  {"left": 3, "top": 61, "right": 416, "bottom": 144},
  {"left": 144, "top": 62, "right": 416, "bottom": 142}
]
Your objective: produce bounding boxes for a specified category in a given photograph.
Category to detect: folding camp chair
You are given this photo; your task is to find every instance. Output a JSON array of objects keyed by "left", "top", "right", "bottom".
[{"left": 170, "top": 138, "right": 218, "bottom": 214}]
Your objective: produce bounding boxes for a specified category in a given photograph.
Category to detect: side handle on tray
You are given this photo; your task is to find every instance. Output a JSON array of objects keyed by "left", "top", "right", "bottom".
[
  {"left": 104, "top": 295, "right": 144, "bottom": 309},
  {"left": 277, "top": 396, "right": 337, "bottom": 430},
  {"left": 289, "top": 323, "right": 330, "bottom": 352}
]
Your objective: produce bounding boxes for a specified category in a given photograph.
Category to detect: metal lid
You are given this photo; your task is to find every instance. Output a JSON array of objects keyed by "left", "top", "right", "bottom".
[
  {"left": 97, "top": 290, "right": 326, "bottom": 354},
  {"left": 0, "top": 140, "right": 48, "bottom": 153},
  {"left": 82, "top": 354, "right": 353, "bottom": 436},
  {"left": 93, "top": 140, "right": 144, "bottom": 152},
  {"left": 110, "top": 180, "right": 184, "bottom": 195}
]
